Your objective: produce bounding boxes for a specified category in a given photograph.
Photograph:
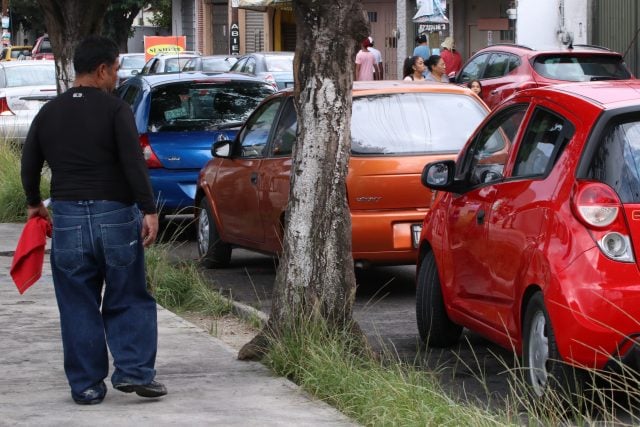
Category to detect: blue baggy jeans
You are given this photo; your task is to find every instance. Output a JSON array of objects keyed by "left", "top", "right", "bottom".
[{"left": 50, "top": 200, "right": 157, "bottom": 400}]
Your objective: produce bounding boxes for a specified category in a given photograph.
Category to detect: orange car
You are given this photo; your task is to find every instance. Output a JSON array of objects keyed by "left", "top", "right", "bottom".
[{"left": 195, "top": 81, "right": 489, "bottom": 268}]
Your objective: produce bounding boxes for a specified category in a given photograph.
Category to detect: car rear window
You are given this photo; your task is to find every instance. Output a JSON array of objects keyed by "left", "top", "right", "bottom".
[
  {"left": 586, "top": 119, "right": 640, "bottom": 203},
  {"left": 2, "top": 65, "right": 55, "bottom": 87},
  {"left": 148, "top": 81, "right": 274, "bottom": 132},
  {"left": 350, "top": 93, "right": 487, "bottom": 155},
  {"left": 533, "top": 54, "right": 631, "bottom": 81},
  {"left": 202, "top": 57, "right": 237, "bottom": 72},
  {"left": 264, "top": 55, "right": 293, "bottom": 72}
]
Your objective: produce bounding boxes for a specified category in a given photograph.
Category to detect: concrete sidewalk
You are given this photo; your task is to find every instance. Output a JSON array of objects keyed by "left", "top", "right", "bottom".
[{"left": 0, "top": 223, "right": 355, "bottom": 426}]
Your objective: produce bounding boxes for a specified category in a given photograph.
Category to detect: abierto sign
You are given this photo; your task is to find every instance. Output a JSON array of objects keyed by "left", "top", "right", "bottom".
[{"left": 144, "top": 36, "right": 187, "bottom": 62}]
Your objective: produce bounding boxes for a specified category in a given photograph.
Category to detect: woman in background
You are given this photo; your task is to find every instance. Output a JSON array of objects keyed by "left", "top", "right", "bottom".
[
  {"left": 403, "top": 56, "right": 426, "bottom": 81},
  {"left": 424, "top": 55, "right": 449, "bottom": 82}
]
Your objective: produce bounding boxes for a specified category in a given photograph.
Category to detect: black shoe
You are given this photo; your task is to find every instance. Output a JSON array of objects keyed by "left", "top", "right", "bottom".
[
  {"left": 73, "top": 381, "right": 107, "bottom": 405},
  {"left": 114, "top": 380, "right": 167, "bottom": 398}
]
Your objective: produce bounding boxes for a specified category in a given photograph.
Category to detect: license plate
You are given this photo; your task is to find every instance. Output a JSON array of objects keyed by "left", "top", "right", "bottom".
[{"left": 411, "top": 224, "right": 422, "bottom": 248}]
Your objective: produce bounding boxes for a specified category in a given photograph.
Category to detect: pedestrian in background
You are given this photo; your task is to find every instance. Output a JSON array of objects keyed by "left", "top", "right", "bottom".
[
  {"left": 21, "top": 35, "right": 166, "bottom": 405},
  {"left": 355, "top": 38, "right": 376, "bottom": 81},
  {"left": 467, "top": 79, "right": 483, "bottom": 98},
  {"left": 425, "top": 54, "right": 449, "bottom": 82},
  {"left": 368, "top": 36, "right": 384, "bottom": 80},
  {"left": 440, "top": 37, "right": 462, "bottom": 79},
  {"left": 403, "top": 56, "right": 426, "bottom": 81},
  {"left": 413, "top": 34, "right": 430, "bottom": 62}
]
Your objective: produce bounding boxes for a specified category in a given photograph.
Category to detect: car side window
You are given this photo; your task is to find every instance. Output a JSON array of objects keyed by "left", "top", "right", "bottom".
[
  {"left": 458, "top": 105, "right": 528, "bottom": 186},
  {"left": 122, "top": 85, "right": 141, "bottom": 107},
  {"left": 183, "top": 58, "right": 197, "bottom": 71},
  {"left": 237, "top": 98, "right": 283, "bottom": 158},
  {"left": 458, "top": 53, "right": 490, "bottom": 83},
  {"left": 149, "top": 59, "right": 160, "bottom": 74},
  {"left": 231, "top": 57, "right": 247, "bottom": 72},
  {"left": 483, "top": 53, "right": 511, "bottom": 79},
  {"left": 271, "top": 98, "right": 296, "bottom": 156},
  {"left": 513, "top": 108, "right": 574, "bottom": 177},
  {"left": 244, "top": 58, "right": 257, "bottom": 74}
]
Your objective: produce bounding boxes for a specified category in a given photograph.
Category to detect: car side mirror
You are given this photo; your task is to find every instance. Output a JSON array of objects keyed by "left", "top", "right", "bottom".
[
  {"left": 131, "top": 70, "right": 139, "bottom": 76},
  {"left": 211, "top": 139, "right": 233, "bottom": 158},
  {"left": 421, "top": 160, "right": 456, "bottom": 190}
]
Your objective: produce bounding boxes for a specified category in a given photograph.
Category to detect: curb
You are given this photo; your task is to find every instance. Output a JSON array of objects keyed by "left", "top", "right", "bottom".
[{"left": 230, "top": 299, "right": 268, "bottom": 327}]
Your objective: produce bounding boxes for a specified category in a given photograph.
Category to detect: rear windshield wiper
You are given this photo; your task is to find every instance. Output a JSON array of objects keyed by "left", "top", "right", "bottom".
[{"left": 590, "top": 76, "right": 625, "bottom": 81}]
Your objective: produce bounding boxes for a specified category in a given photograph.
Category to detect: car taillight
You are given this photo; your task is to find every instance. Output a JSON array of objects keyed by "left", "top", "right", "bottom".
[
  {"left": 0, "top": 97, "right": 14, "bottom": 116},
  {"left": 264, "top": 74, "right": 278, "bottom": 90},
  {"left": 571, "top": 180, "right": 634, "bottom": 262},
  {"left": 139, "top": 133, "right": 162, "bottom": 168}
]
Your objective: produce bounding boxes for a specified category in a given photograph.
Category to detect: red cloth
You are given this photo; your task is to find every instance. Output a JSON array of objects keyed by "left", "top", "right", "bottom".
[
  {"left": 10, "top": 217, "right": 52, "bottom": 294},
  {"left": 441, "top": 48, "right": 463, "bottom": 77}
]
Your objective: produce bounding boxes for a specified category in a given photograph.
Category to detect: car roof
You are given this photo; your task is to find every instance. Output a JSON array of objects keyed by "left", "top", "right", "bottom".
[
  {"left": 0, "top": 60, "right": 54, "bottom": 67},
  {"left": 133, "top": 71, "right": 273, "bottom": 86},
  {"left": 239, "top": 51, "right": 294, "bottom": 57},
  {"left": 476, "top": 43, "right": 624, "bottom": 58},
  {"left": 520, "top": 80, "right": 640, "bottom": 109},
  {"left": 275, "top": 80, "right": 483, "bottom": 98}
]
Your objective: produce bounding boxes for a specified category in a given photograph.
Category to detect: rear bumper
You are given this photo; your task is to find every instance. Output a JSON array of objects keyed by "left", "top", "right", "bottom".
[
  {"left": 0, "top": 116, "right": 34, "bottom": 142},
  {"left": 149, "top": 169, "right": 198, "bottom": 213},
  {"left": 351, "top": 209, "right": 427, "bottom": 265}
]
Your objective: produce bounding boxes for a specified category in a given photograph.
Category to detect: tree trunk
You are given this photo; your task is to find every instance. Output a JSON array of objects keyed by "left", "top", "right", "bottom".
[
  {"left": 36, "top": 0, "right": 110, "bottom": 93},
  {"left": 239, "top": 0, "right": 369, "bottom": 360}
]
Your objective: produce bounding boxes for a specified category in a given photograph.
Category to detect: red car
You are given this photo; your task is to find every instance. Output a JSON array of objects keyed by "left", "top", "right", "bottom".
[
  {"left": 455, "top": 43, "right": 632, "bottom": 109},
  {"left": 418, "top": 80, "right": 640, "bottom": 398},
  {"left": 31, "top": 34, "right": 53, "bottom": 60}
]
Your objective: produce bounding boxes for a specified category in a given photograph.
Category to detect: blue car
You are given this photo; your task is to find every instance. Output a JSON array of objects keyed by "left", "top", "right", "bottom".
[{"left": 116, "top": 72, "right": 275, "bottom": 214}]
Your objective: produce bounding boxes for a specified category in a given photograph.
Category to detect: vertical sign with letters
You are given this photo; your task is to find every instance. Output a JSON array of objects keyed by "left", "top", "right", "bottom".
[{"left": 230, "top": 3, "right": 240, "bottom": 55}]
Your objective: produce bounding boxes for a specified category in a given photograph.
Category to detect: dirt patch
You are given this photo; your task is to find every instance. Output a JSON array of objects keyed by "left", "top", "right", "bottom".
[{"left": 180, "top": 312, "right": 260, "bottom": 351}]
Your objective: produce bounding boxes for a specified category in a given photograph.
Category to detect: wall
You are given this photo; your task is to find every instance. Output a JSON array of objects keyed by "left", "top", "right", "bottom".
[{"left": 516, "top": 0, "right": 561, "bottom": 48}]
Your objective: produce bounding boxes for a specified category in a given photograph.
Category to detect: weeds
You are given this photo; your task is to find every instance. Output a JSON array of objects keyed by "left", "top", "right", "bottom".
[
  {"left": 264, "top": 316, "right": 509, "bottom": 426},
  {"left": 0, "top": 140, "right": 50, "bottom": 222}
]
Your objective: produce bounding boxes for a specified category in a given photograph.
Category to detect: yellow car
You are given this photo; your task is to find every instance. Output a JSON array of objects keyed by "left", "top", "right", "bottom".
[{"left": 0, "top": 45, "right": 32, "bottom": 61}]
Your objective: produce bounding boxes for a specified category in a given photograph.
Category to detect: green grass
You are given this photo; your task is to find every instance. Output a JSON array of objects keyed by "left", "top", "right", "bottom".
[
  {"left": 264, "top": 317, "right": 510, "bottom": 426},
  {"left": 0, "top": 140, "right": 50, "bottom": 222},
  {"left": 145, "top": 241, "right": 232, "bottom": 316}
]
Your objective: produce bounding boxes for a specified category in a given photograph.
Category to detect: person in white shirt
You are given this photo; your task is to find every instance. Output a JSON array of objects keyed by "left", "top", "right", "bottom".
[{"left": 368, "top": 36, "right": 383, "bottom": 80}]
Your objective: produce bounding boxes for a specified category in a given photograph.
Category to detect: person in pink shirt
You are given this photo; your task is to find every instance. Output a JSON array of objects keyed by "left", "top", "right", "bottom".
[{"left": 355, "top": 38, "right": 376, "bottom": 81}]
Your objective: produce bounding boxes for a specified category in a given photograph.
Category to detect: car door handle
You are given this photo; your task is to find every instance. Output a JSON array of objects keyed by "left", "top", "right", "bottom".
[
  {"left": 477, "top": 209, "right": 485, "bottom": 225},
  {"left": 490, "top": 90, "right": 498, "bottom": 95},
  {"left": 250, "top": 173, "right": 258, "bottom": 185}
]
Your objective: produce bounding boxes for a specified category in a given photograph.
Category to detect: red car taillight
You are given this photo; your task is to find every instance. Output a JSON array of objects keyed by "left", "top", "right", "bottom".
[
  {"left": 139, "top": 133, "right": 162, "bottom": 168},
  {"left": 0, "top": 97, "right": 15, "bottom": 116},
  {"left": 264, "top": 73, "right": 278, "bottom": 90},
  {"left": 571, "top": 181, "right": 635, "bottom": 262}
]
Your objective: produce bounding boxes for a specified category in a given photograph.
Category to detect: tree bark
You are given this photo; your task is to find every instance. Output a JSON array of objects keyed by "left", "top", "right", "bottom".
[
  {"left": 36, "top": 0, "right": 110, "bottom": 93},
  {"left": 239, "top": 0, "right": 369, "bottom": 360}
]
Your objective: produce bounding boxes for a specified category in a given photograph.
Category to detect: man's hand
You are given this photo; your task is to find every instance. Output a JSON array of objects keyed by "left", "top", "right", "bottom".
[
  {"left": 27, "top": 202, "right": 50, "bottom": 221},
  {"left": 141, "top": 213, "right": 159, "bottom": 248}
]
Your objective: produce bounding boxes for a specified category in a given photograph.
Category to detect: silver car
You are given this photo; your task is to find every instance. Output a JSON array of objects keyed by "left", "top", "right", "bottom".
[
  {"left": 117, "top": 53, "right": 145, "bottom": 87},
  {"left": 228, "top": 51, "right": 294, "bottom": 90},
  {"left": 0, "top": 60, "right": 56, "bottom": 143}
]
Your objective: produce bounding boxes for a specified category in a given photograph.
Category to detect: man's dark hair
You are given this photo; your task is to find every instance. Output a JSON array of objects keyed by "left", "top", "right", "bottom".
[{"left": 73, "top": 35, "right": 119, "bottom": 74}]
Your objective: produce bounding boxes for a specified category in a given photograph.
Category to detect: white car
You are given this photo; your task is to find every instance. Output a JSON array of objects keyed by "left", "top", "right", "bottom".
[
  {"left": 139, "top": 52, "right": 201, "bottom": 75},
  {"left": 117, "top": 53, "right": 145, "bottom": 87},
  {"left": 0, "top": 60, "right": 57, "bottom": 143}
]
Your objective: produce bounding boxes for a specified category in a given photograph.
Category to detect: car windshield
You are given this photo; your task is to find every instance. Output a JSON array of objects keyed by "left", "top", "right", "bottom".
[
  {"left": 148, "top": 81, "right": 274, "bottom": 132},
  {"left": 586, "top": 118, "right": 640, "bottom": 203},
  {"left": 264, "top": 55, "right": 293, "bottom": 72},
  {"left": 121, "top": 55, "right": 145, "bottom": 70},
  {"left": 3, "top": 65, "right": 55, "bottom": 87},
  {"left": 533, "top": 54, "right": 631, "bottom": 81},
  {"left": 351, "top": 93, "right": 487, "bottom": 155}
]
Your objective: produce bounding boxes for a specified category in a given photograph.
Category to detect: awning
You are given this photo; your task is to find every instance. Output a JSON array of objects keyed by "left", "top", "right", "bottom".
[
  {"left": 236, "top": 0, "right": 292, "bottom": 11},
  {"left": 413, "top": 0, "right": 449, "bottom": 24}
]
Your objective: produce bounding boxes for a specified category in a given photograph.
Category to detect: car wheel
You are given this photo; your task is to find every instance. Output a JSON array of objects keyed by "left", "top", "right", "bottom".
[
  {"left": 197, "top": 198, "right": 231, "bottom": 268},
  {"left": 522, "top": 292, "right": 582, "bottom": 401},
  {"left": 416, "top": 251, "right": 462, "bottom": 347}
]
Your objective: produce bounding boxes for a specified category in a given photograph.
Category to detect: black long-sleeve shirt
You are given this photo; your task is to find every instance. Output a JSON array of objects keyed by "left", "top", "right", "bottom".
[{"left": 21, "top": 86, "right": 157, "bottom": 214}]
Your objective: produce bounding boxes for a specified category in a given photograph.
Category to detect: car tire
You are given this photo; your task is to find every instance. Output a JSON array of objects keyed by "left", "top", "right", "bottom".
[
  {"left": 416, "top": 251, "right": 462, "bottom": 347},
  {"left": 522, "top": 292, "right": 583, "bottom": 403},
  {"left": 197, "top": 198, "right": 231, "bottom": 268}
]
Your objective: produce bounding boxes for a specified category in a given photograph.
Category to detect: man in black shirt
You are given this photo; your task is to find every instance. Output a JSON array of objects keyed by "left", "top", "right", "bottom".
[{"left": 21, "top": 36, "right": 166, "bottom": 405}]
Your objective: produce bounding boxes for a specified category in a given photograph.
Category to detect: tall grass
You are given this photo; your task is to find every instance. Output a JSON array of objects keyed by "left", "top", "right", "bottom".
[
  {"left": 0, "top": 141, "right": 50, "bottom": 222},
  {"left": 264, "top": 317, "right": 510, "bottom": 426},
  {"left": 146, "top": 240, "right": 232, "bottom": 316}
]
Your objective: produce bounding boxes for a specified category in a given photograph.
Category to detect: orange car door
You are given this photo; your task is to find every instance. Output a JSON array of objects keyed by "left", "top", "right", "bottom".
[{"left": 213, "top": 97, "right": 284, "bottom": 246}]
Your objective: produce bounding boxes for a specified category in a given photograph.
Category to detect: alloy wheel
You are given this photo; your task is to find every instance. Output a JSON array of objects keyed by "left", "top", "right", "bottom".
[{"left": 197, "top": 208, "right": 210, "bottom": 257}]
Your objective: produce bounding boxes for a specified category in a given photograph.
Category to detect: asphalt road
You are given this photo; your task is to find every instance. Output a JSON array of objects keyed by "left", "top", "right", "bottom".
[{"left": 161, "top": 220, "right": 516, "bottom": 409}]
